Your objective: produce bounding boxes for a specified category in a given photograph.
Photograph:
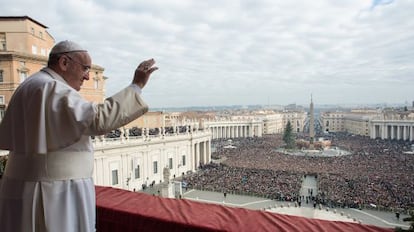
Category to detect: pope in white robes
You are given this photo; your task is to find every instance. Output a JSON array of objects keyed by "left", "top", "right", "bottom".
[{"left": 0, "top": 40, "right": 158, "bottom": 232}]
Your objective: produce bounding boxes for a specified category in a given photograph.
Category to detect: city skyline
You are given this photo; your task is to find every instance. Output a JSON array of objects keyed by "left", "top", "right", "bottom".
[{"left": 1, "top": 0, "right": 413, "bottom": 108}]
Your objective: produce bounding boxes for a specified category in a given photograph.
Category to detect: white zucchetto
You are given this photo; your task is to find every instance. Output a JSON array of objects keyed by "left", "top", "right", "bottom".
[{"left": 49, "top": 40, "right": 87, "bottom": 55}]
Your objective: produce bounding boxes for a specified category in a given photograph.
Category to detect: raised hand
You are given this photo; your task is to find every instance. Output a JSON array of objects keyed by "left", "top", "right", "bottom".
[{"left": 133, "top": 58, "right": 158, "bottom": 89}]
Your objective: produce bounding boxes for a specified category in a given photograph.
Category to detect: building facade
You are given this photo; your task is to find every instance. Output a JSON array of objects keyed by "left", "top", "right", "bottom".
[
  {"left": 343, "top": 115, "right": 372, "bottom": 136},
  {"left": 321, "top": 111, "right": 379, "bottom": 136},
  {"left": 320, "top": 111, "right": 346, "bottom": 133},
  {"left": 0, "top": 16, "right": 106, "bottom": 122},
  {"left": 92, "top": 128, "right": 211, "bottom": 191},
  {"left": 321, "top": 109, "right": 414, "bottom": 141},
  {"left": 282, "top": 111, "right": 307, "bottom": 133},
  {"left": 262, "top": 113, "right": 284, "bottom": 134},
  {"left": 370, "top": 113, "right": 414, "bottom": 141}
]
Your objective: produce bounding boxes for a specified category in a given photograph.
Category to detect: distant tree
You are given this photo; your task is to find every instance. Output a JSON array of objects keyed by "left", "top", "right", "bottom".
[{"left": 283, "top": 121, "right": 296, "bottom": 149}]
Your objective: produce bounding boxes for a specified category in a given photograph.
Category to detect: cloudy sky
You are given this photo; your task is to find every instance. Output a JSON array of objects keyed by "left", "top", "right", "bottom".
[{"left": 1, "top": 0, "right": 413, "bottom": 108}]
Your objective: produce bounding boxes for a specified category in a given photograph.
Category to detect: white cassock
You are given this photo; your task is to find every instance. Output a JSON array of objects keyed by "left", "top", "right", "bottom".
[{"left": 0, "top": 67, "right": 148, "bottom": 232}]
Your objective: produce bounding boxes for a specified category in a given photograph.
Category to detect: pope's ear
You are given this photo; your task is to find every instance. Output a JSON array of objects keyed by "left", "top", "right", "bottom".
[{"left": 58, "top": 56, "right": 69, "bottom": 71}]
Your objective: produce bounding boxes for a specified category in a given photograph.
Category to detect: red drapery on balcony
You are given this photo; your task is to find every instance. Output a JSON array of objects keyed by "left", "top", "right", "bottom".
[{"left": 95, "top": 186, "right": 393, "bottom": 232}]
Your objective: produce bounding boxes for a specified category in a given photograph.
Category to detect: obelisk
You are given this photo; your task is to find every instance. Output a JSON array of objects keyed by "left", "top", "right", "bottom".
[{"left": 309, "top": 95, "right": 315, "bottom": 148}]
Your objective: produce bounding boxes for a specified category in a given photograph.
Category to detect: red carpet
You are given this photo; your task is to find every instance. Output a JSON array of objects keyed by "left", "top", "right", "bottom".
[{"left": 96, "top": 186, "right": 393, "bottom": 232}]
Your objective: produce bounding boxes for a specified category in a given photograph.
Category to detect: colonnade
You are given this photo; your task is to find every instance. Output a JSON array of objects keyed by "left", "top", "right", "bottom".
[
  {"left": 204, "top": 120, "right": 263, "bottom": 139},
  {"left": 193, "top": 140, "right": 211, "bottom": 170},
  {"left": 209, "top": 125, "right": 250, "bottom": 139},
  {"left": 370, "top": 120, "right": 414, "bottom": 141}
]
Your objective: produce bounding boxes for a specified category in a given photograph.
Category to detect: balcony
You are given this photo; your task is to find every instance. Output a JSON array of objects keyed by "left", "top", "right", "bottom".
[{"left": 95, "top": 186, "right": 393, "bottom": 232}]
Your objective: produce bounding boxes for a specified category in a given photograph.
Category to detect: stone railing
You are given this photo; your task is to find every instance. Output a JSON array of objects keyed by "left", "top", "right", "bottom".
[{"left": 92, "top": 129, "right": 211, "bottom": 148}]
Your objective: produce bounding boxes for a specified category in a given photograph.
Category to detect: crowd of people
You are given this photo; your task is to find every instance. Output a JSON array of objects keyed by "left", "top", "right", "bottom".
[
  {"left": 185, "top": 163, "right": 302, "bottom": 201},
  {"left": 183, "top": 133, "right": 414, "bottom": 211}
]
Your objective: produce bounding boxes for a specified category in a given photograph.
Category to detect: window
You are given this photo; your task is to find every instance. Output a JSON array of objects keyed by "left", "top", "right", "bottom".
[
  {"left": 0, "top": 33, "right": 6, "bottom": 51},
  {"left": 31, "top": 27, "right": 34, "bottom": 35},
  {"left": 0, "top": 96, "right": 4, "bottom": 104},
  {"left": 94, "top": 79, "right": 99, "bottom": 89},
  {"left": 169, "top": 158, "right": 173, "bottom": 169},
  {"left": 40, "top": 48, "right": 46, "bottom": 56},
  {"left": 153, "top": 161, "right": 158, "bottom": 174},
  {"left": 0, "top": 108, "right": 4, "bottom": 121},
  {"left": 111, "top": 170, "right": 119, "bottom": 185},
  {"left": 19, "top": 72, "right": 28, "bottom": 83},
  {"left": 32, "top": 45, "right": 37, "bottom": 54},
  {"left": 134, "top": 165, "right": 140, "bottom": 179},
  {"left": 39, "top": 31, "right": 43, "bottom": 39},
  {"left": 0, "top": 70, "right": 3, "bottom": 82},
  {"left": 182, "top": 155, "right": 186, "bottom": 166}
]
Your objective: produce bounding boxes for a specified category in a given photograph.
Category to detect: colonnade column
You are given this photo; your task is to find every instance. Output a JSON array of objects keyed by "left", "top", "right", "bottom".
[
  {"left": 377, "top": 124, "right": 381, "bottom": 139},
  {"left": 370, "top": 124, "right": 376, "bottom": 139},
  {"left": 194, "top": 143, "right": 199, "bottom": 170},
  {"left": 213, "top": 127, "right": 216, "bottom": 139},
  {"left": 411, "top": 126, "right": 414, "bottom": 141},
  {"left": 202, "top": 141, "right": 207, "bottom": 164},
  {"left": 385, "top": 125, "right": 388, "bottom": 139},
  {"left": 235, "top": 126, "right": 238, "bottom": 138},
  {"left": 403, "top": 125, "right": 407, "bottom": 140},
  {"left": 397, "top": 125, "right": 401, "bottom": 140},
  {"left": 218, "top": 127, "right": 221, "bottom": 139},
  {"left": 206, "top": 140, "right": 211, "bottom": 163}
]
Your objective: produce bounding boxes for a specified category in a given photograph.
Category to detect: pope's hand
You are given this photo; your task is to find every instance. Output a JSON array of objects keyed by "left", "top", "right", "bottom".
[{"left": 133, "top": 58, "right": 158, "bottom": 89}]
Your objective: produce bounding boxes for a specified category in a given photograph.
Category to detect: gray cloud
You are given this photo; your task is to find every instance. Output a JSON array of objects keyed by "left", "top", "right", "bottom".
[{"left": 1, "top": 0, "right": 413, "bottom": 107}]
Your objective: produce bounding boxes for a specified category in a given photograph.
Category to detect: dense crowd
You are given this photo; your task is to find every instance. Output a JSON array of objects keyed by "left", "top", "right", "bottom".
[
  {"left": 184, "top": 133, "right": 414, "bottom": 211},
  {"left": 185, "top": 163, "right": 302, "bottom": 201}
]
